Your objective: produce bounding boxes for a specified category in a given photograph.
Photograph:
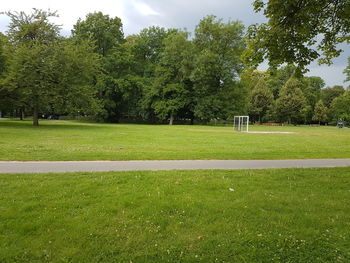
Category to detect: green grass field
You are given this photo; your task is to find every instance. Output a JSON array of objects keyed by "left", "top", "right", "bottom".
[
  {"left": 1, "top": 120, "right": 350, "bottom": 161},
  {"left": 1, "top": 168, "right": 349, "bottom": 262}
]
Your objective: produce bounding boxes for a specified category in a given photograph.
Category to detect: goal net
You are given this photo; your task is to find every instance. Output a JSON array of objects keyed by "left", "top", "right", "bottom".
[{"left": 233, "top": 116, "right": 249, "bottom": 132}]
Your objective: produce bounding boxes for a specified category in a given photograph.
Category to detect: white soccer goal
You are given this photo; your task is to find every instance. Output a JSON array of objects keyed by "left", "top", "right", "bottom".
[{"left": 233, "top": 116, "right": 249, "bottom": 132}]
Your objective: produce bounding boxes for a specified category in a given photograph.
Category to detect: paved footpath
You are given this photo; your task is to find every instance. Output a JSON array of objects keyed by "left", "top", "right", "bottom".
[{"left": 1, "top": 159, "right": 350, "bottom": 173}]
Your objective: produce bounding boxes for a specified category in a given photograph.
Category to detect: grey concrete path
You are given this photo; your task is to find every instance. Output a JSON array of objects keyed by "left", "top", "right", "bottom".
[{"left": 1, "top": 159, "right": 350, "bottom": 173}]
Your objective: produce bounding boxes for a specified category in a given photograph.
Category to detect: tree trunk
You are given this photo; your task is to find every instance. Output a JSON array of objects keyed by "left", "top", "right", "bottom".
[
  {"left": 169, "top": 114, "right": 174, "bottom": 125},
  {"left": 0, "top": 110, "right": 2, "bottom": 118},
  {"left": 33, "top": 106, "right": 39, "bottom": 126},
  {"left": 20, "top": 108, "right": 24, "bottom": 120}
]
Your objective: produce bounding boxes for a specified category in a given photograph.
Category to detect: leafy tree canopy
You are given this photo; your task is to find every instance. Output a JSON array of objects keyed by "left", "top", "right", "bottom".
[
  {"left": 192, "top": 16, "right": 246, "bottom": 120},
  {"left": 0, "top": 33, "right": 9, "bottom": 75},
  {"left": 5, "top": 9, "right": 60, "bottom": 46},
  {"left": 321, "top": 85, "right": 345, "bottom": 107},
  {"left": 312, "top": 100, "right": 328, "bottom": 123},
  {"left": 3, "top": 9, "right": 101, "bottom": 125},
  {"left": 276, "top": 77, "right": 307, "bottom": 123},
  {"left": 72, "top": 12, "right": 124, "bottom": 56},
  {"left": 249, "top": 78, "right": 274, "bottom": 122},
  {"left": 243, "top": 0, "right": 350, "bottom": 72},
  {"left": 151, "top": 31, "right": 193, "bottom": 124},
  {"left": 330, "top": 91, "right": 350, "bottom": 122}
]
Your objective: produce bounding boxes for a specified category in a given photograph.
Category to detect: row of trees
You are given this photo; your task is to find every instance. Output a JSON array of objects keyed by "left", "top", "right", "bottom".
[
  {"left": 245, "top": 65, "right": 350, "bottom": 124},
  {"left": 0, "top": 8, "right": 349, "bottom": 125},
  {"left": 0, "top": 10, "right": 101, "bottom": 125},
  {"left": 0, "top": 10, "right": 247, "bottom": 125}
]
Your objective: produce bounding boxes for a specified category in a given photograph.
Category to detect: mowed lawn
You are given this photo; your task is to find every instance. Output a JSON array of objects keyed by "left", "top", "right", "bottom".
[
  {"left": 1, "top": 168, "right": 349, "bottom": 262},
  {"left": 1, "top": 120, "right": 350, "bottom": 161}
]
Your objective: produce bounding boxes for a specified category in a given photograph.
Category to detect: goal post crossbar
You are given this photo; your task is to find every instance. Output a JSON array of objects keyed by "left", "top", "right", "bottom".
[{"left": 233, "top": 116, "right": 249, "bottom": 132}]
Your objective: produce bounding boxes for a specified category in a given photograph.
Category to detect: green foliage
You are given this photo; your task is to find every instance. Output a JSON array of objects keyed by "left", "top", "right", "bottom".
[
  {"left": 302, "top": 76, "right": 325, "bottom": 108},
  {"left": 321, "top": 85, "right": 345, "bottom": 107},
  {"left": 131, "top": 27, "right": 183, "bottom": 122},
  {"left": 192, "top": 16, "right": 246, "bottom": 120},
  {"left": 136, "top": 26, "right": 173, "bottom": 63},
  {"left": 6, "top": 9, "right": 60, "bottom": 46},
  {"left": 276, "top": 78, "right": 307, "bottom": 124},
  {"left": 312, "top": 100, "right": 328, "bottom": 123},
  {"left": 4, "top": 9, "right": 102, "bottom": 125},
  {"left": 7, "top": 41, "right": 56, "bottom": 111},
  {"left": 97, "top": 42, "right": 143, "bottom": 122},
  {"left": 72, "top": 12, "right": 124, "bottom": 56},
  {"left": 345, "top": 57, "right": 350, "bottom": 82},
  {"left": 0, "top": 33, "right": 8, "bottom": 75},
  {"left": 266, "top": 64, "right": 297, "bottom": 98},
  {"left": 0, "top": 33, "right": 15, "bottom": 113},
  {"left": 71, "top": 12, "right": 147, "bottom": 122},
  {"left": 240, "top": 69, "right": 267, "bottom": 92},
  {"left": 49, "top": 38, "right": 103, "bottom": 116},
  {"left": 244, "top": 0, "right": 350, "bottom": 71},
  {"left": 5, "top": 9, "right": 61, "bottom": 125},
  {"left": 249, "top": 78, "right": 274, "bottom": 122},
  {"left": 0, "top": 9, "right": 347, "bottom": 125},
  {"left": 133, "top": 26, "right": 176, "bottom": 78},
  {"left": 151, "top": 31, "right": 193, "bottom": 124},
  {"left": 7, "top": 38, "right": 102, "bottom": 120},
  {"left": 330, "top": 91, "right": 350, "bottom": 123},
  {"left": 239, "top": 65, "right": 329, "bottom": 124}
]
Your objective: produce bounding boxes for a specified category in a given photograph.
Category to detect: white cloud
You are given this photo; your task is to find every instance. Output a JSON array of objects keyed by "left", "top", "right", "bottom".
[
  {"left": 1, "top": 0, "right": 128, "bottom": 35},
  {"left": 132, "top": 1, "right": 160, "bottom": 16}
]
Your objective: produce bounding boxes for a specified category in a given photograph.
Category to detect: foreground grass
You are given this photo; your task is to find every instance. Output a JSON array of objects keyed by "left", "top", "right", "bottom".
[
  {"left": 1, "top": 120, "right": 350, "bottom": 161},
  {"left": 1, "top": 168, "right": 349, "bottom": 262}
]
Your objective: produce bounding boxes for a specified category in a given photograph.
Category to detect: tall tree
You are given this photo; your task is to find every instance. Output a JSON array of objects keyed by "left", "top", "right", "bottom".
[
  {"left": 240, "top": 69, "right": 267, "bottom": 92},
  {"left": 48, "top": 38, "right": 102, "bottom": 116},
  {"left": 300, "top": 76, "right": 325, "bottom": 122},
  {"left": 312, "top": 100, "right": 328, "bottom": 124},
  {"left": 321, "top": 85, "right": 345, "bottom": 107},
  {"left": 98, "top": 41, "right": 142, "bottom": 122},
  {"left": 243, "top": 0, "right": 350, "bottom": 72},
  {"left": 266, "top": 64, "right": 297, "bottom": 98},
  {"left": 303, "top": 76, "right": 325, "bottom": 108},
  {"left": 72, "top": 12, "right": 124, "bottom": 56},
  {"left": 249, "top": 78, "right": 274, "bottom": 123},
  {"left": 132, "top": 26, "right": 178, "bottom": 121},
  {"left": 0, "top": 33, "right": 8, "bottom": 75},
  {"left": 72, "top": 12, "right": 131, "bottom": 122},
  {"left": 330, "top": 91, "right": 350, "bottom": 123},
  {"left": 151, "top": 31, "right": 194, "bottom": 124},
  {"left": 132, "top": 26, "right": 177, "bottom": 78},
  {"left": 191, "top": 15, "right": 246, "bottom": 121},
  {"left": 0, "top": 33, "right": 14, "bottom": 117},
  {"left": 5, "top": 9, "right": 102, "bottom": 125},
  {"left": 5, "top": 9, "right": 60, "bottom": 126},
  {"left": 275, "top": 78, "right": 307, "bottom": 124}
]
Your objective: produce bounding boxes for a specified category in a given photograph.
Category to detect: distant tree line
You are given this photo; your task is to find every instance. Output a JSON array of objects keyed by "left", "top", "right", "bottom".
[
  {"left": 243, "top": 65, "right": 350, "bottom": 125},
  {"left": 0, "top": 8, "right": 349, "bottom": 126}
]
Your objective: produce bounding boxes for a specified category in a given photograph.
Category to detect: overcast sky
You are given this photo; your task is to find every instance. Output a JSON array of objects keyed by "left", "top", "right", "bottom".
[{"left": 0, "top": 0, "right": 349, "bottom": 87}]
